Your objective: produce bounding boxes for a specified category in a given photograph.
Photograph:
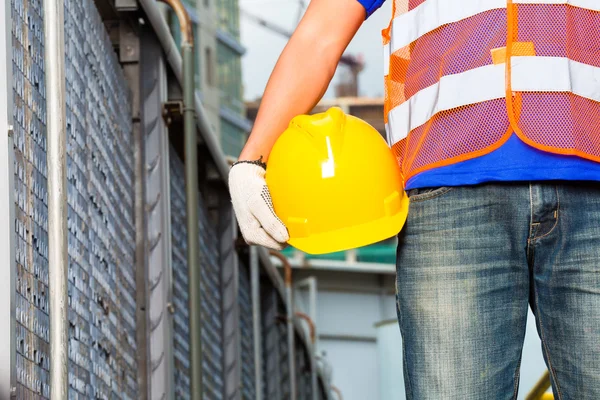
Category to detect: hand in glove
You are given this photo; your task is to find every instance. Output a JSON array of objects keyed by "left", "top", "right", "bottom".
[{"left": 229, "top": 159, "right": 289, "bottom": 250}]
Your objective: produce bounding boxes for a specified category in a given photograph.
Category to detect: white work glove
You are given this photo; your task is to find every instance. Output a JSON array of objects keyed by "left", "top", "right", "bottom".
[{"left": 229, "top": 160, "right": 289, "bottom": 250}]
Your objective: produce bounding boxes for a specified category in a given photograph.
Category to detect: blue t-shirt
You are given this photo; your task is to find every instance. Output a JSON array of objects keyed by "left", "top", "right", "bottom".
[
  {"left": 405, "top": 134, "right": 600, "bottom": 189},
  {"left": 357, "top": 0, "right": 600, "bottom": 189}
]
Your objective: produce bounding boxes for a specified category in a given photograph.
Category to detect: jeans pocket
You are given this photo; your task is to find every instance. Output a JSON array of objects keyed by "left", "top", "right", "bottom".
[{"left": 407, "top": 186, "right": 454, "bottom": 202}]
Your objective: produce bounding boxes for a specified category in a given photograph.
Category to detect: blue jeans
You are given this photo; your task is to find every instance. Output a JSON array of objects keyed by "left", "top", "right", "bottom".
[{"left": 396, "top": 182, "right": 600, "bottom": 399}]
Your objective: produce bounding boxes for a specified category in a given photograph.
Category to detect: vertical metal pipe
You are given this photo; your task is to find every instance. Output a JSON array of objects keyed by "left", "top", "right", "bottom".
[
  {"left": 308, "top": 279, "right": 319, "bottom": 400},
  {"left": 250, "top": 247, "right": 263, "bottom": 400},
  {"left": 269, "top": 251, "right": 296, "bottom": 400},
  {"left": 134, "top": 121, "right": 150, "bottom": 399},
  {"left": 310, "top": 347, "right": 319, "bottom": 400},
  {"left": 285, "top": 285, "right": 297, "bottom": 400},
  {"left": 182, "top": 40, "right": 204, "bottom": 400},
  {"left": 308, "top": 278, "right": 318, "bottom": 351},
  {"left": 293, "top": 277, "right": 319, "bottom": 399},
  {"left": 43, "top": 0, "right": 69, "bottom": 398},
  {"left": 0, "top": 0, "right": 16, "bottom": 395},
  {"left": 157, "top": 1, "right": 202, "bottom": 397},
  {"left": 294, "top": 312, "right": 318, "bottom": 400}
]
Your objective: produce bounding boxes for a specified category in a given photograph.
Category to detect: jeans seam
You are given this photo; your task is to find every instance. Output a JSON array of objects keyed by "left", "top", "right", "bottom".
[
  {"left": 533, "top": 268, "right": 564, "bottom": 400},
  {"left": 402, "top": 333, "right": 413, "bottom": 400},
  {"left": 512, "top": 354, "right": 523, "bottom": 400},
  {"left": 408, "top": 186, "right": 454, "bottom": 203},
  {"left": 395, "top": 267, "right": 413, "bottom": 399},
  {"left": 398, "top": 303, "right": 413, "bottom": 398},
  {"left": 533, "top": 186, "right": 560, "bottom": 240},
  {"left": 529, "top": 183, "right": 534, "bottom": 239}
]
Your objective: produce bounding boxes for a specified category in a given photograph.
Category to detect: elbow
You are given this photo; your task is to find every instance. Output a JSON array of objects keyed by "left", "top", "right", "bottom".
[
  {"left": 315, "top": 38, "right": 346, "bottom": 80},
  {"left": 293, "top": 29, "right": 346, "bottom": 79}
]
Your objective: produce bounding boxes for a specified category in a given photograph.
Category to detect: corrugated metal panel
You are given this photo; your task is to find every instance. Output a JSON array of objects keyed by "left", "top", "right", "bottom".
[
  {"left": 10, "top": 0, "right": 334, "bottom": 397},
  {"left": 12, "top": 0, "right": 137, "bottom": 398},
  {"left": 142, "top": 29, "right": 175, "bottom": 400},
  {"left": 199, "top": 184, "right": 224, "bottom": 400},
  {"left": 277, "top": 304, "right": 291, "bottom": 400},
  {"left": 261, "top": 279, "right": 291, "bottom": 400},
  {"left": 220, "top": 214, "right": 239, "bottom": 400},
  {"left": 12, "top": 0, "right": 51, "bottom": 396},
  {"left": 238, "top": 260, "right": 255, "bottom": 400},
  {"left": 261, "top": 285, "right": 279, "bottom": 400},
  {"left": 169, "top": 147, "right": 191, "bottom": 399},
  {"left": 71, "top": 0, "right": 138, "bottom": 397},
  {"left": 169, "top": 145, "right": 224, "bottom": 399}
]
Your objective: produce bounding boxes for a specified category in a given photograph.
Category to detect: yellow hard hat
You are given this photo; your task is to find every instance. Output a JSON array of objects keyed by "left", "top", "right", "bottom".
[{"left": 266, "top": 107, "right": 409, "bottom": 255}]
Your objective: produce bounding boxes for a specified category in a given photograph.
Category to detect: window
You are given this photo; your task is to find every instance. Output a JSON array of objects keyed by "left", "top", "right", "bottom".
[
  {"left": 205, "top": 47, "right": 215, "bottom": 87},
  {"left": 194, "top": 26, "right": 201, "bottom": 91}
]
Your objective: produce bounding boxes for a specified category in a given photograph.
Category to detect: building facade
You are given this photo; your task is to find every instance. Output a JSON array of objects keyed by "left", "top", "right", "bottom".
[{"left": 169, "top": 0, "right": 251, "bottom": 159}]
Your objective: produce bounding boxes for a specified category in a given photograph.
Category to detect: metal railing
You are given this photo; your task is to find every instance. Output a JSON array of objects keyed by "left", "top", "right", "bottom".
[{"left": 526, "top": 371, "right": 554, "bottom": 400}]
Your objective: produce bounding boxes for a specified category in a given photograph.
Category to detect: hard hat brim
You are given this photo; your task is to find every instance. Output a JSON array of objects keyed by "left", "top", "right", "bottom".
[{"left": 288, "top": 195, "right": 409, "bottom": 255}]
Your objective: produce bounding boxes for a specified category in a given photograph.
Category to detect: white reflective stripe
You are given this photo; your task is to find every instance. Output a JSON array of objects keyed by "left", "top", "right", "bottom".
[
  {"left": 390, "top": 0, "right": 504, "bottom": 53},
  {"left": 387, "top": 63, "right": 504, "bottom": 144},
  {"left": 384, "top": 122, "right": 391, "bottom": 146},
  {"left": 512, "top": 57, "right": 600, "bottom": 101},
  {"left": 386, "top": 57, "right": 600, "bottom": 146},
  {"left": 514, "top": 0, "right": 600, "bottom": 6},
  {"left": 390, "top": 0, "right": 600, "bottom": 54},
  {"left": 383, "top": 43, "right": 390, "bottom": 77}
]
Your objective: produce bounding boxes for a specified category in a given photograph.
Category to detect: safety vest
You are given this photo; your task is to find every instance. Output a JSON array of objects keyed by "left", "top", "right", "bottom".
[{"left": 382, "top": 0, "right": 600, "bottom": 184}]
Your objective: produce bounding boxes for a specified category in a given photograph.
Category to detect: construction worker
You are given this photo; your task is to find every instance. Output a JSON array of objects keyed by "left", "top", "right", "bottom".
[{"left": 229, "top": 0, "right": 600, "bottom": 397}]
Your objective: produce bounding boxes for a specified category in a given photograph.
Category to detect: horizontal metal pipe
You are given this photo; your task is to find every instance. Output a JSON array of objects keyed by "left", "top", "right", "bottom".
[
  {"left": 318, "top": 333, "right": 376, "bottom": 343},
  {"left": 270, "top": 256, "right": 395, "bottom": 275}
]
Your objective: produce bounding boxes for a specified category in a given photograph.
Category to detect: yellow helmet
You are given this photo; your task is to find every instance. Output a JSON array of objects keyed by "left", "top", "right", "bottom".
[{"left": 266, "top": 107, "right": 409, "bottom": 255}]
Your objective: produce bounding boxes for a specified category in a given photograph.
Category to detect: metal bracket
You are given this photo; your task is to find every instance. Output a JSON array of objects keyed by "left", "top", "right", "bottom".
[
  {"left": 119, "top": 21, "right": 140, "bottom": 63},
  {"left": 7, "top": 125, "right": 13, "bottom": 138},
  {"left": 115, "top": 0, "right": 138, "bottom": 11},
  {"left": 162, "top": 101, "right": 184, "bottom": 126},
  {"left": 167, "top": 302, "right": 175, "bottom": 315}
]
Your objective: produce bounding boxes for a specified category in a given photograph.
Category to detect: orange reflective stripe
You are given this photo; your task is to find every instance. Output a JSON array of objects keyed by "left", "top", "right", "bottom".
[
  {"left": 505, "top": 0, "right": 518, "bottom": 136},
  {"left": 491, "top": 42, "right": 535, "bottom": 65},
  {"left": 396, "top": 125, "right": 514, "bottom": 182}
]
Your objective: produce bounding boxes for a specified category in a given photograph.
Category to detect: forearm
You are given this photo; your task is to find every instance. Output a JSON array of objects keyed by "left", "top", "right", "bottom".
[
  {"left": 240, "top": 39, "right": 337, "bottom": 161},
  {"left": 239, "top": 0, "right": 365, "bottom": 162}
]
